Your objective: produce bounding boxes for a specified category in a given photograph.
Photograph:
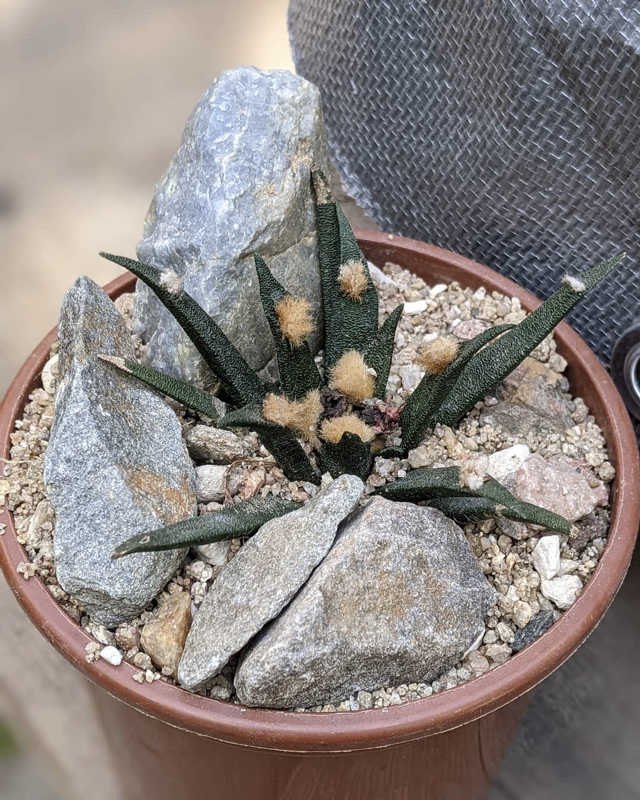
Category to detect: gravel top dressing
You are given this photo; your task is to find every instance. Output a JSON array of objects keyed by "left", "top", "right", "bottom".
[{"left": 3, "top": 261, "right": 613, "bottom": 712}]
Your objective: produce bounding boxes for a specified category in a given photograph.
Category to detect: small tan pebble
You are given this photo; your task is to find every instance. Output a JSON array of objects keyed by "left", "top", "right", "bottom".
[
  {"left": 100, "top": 646, "right": 123, "bottom": 666},
  {"left": 115, "top": 623, "right": 141, "bottom": 651},
  {"left": 513, "top": 600, "right": 533, "bottom": 628},
  {"left": 496, "top": 622, "right": 515, "bottom": 644},
  {"left": 133, "top": 652, "right": 153, "bottom": 670},
  {"left": 485, "top": 643, "right": 511, "bottom": 665},
  {"left": 84, "top": 642, "right": 101, "bottom": 663},
  {"left": 132, "top": 672, "right": 145, "bottom": 684},
  {"left": 598, "top": 462, "right": 615, "bottom": 482},
  {"left": 140, "top": 592, "right": 192, "bottom": 674},
  {"left": 144, "top": 670, "right": 156, "bottom": 683},
  {"left": 16, "top": 561, "right": 37, "bottom": 580},
  {"left": 466, "top": 650, "right": 490, "bottom": 674}
]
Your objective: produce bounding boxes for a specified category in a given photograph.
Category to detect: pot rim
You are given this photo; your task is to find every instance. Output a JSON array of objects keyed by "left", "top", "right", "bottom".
[{"left": 1, "top": 232, "right": 638, "bottom": 753}]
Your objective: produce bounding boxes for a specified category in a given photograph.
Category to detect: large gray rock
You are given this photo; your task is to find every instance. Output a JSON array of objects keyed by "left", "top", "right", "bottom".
[
  {"left": 235, "top": 497, "right": 495, "bottom": 708},
  {"left": 178, "top": 474, "right": 364, "bottom": 692},
  {"left": 135, "top": 67, "right": 330, "bottom": 384},
  {"left": 44, "top": 277, "right": 196, "bottom": 627}
]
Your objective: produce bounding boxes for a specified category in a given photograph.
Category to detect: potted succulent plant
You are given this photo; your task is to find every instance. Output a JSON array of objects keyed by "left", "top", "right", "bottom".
[{"left": 1, "top": 173, "right": 638, "bottom": 800}]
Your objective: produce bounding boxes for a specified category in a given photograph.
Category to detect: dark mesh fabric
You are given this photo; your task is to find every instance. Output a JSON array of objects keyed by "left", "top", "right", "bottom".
[{"left": 289, "top": 0, "right": 640, "bottom": 366}]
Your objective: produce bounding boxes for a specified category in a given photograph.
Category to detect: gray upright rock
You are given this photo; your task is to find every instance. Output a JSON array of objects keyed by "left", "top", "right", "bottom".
[
  {"left": 235, "top": 497, "right": 496, "bottom": 708},
  {"left": 44, "top": 277, "right": 196, "bottom": 627},
  {"left": 178, "top": 475, "right": 364, "bottom": 692},
  {"left": 135, "top": 67, "right": 330, "bottom": 384}
]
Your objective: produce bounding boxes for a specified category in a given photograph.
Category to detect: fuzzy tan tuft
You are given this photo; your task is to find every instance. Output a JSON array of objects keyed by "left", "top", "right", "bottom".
[
  {"left": 328, "top": 350, "right": 376, "bottom": 402},
  {"left": 159, "top": 269, "right": 184, "bottom": 296},
  {"left": 337, "top": 260, "right": 369, "bottom": 301},
  {"left": 417, "top": 335, "right": 460, "bottom": 374},
  {"left": 98, "top": 354, "right": 131, "bottom": 372},
  {"left": 320, "top": 413, "right": 375, "bottom": 444},
  {"left": 274, "top": 295, "right": 315, "bottom": 348},
  {"left": 262, "top": 390, "right": 322, "bottom": 445}
]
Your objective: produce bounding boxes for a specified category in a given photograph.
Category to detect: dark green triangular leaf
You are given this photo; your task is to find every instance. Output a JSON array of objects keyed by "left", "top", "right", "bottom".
[
  {"left": 318, "top": 432, "right": 374, "bottom": 481},
  {"left": 99, "top": 253, "right": 264, "bottom": 407},
  {"left": 376, "top": 466, "right": 571, "bottom": 534},
  {"left": 311, "top": 170, "right": 379, "bottom": 370},
  {"left": 400, "top": 324, "right": 514, "bottom": 452},
  {"left": 112, "top": 496, "right": 300, "bottom": 558},
  {"left": 219, "top": 405, "right": 319, "bottom": 485},
  {"left": 254, "top": 255, "right": 322, "bottom": 400},
  {"left": 363, "top": 304, "right": 404, "bottom": 399},
  {"left": 436, "top": 254, "right": 624, "bottom": 426},
  {"left": 99, "top": 356, "right": 225, "bottom": 422}
]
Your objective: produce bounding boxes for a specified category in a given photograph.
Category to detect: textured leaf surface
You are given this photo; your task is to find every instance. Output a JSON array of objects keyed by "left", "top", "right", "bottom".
[
  {"left": 377, "top": 466, "right": 571, "bottom": 534},
  {"left": 312, "top": 171, "right": 378, "bottom": 368},
  {"left": 99, "top": 253, "right": 264, "bottom": 406},
  {"left": 99, "top": 356, "right": 223, "bottom": 421},
  {"left": 220, "top": 405, "right": 319, "bottom": 484},
  {"left": 436, "top": 254, "right": 624, "bottom": 426},
  {"left": 112, "top": 497, "right": 300, "bottom": 557},
  {"left": 400, "top": 325, "right": 514, "bottom": 451},
  {"left": 318, "top": 432, "right": 374, "bottom": 480},
  {"left": 254, "top": 255, "right": 322, "bottom": 399},
  {"left": 363, "top": 304, "right": 404, "bottom": 399}
]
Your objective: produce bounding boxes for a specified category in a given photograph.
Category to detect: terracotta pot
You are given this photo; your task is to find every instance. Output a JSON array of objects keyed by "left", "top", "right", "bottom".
[{"left": 1, "top": 233, "right": 638, "bottom": 800}]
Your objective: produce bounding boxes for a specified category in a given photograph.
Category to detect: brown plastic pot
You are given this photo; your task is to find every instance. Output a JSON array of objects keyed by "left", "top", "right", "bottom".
[{"left": 1, "top": 233, "right": 638, "bottom": 800}]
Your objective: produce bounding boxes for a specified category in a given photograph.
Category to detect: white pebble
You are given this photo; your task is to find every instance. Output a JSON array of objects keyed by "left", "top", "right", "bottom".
[
  {"left": 100, "top": 646, "right": 123, "bottom": 666},
  {"left": 541, "top": 575, "right": 582, "bottom": 609},
  {"left": 404, "top": 300, "right": 428, "bottom": 315},
  {"left": 429, "top": 284, "right": 447, "bottom": 297},
  {"left": 532, "top": 535, "right": 561, "bottom": 580},
  {"left": 486, "top": 445, "right": 530, "bottom": 482},
  {"left": 195, "top": 465, "right": 227, "bottom": 503}
]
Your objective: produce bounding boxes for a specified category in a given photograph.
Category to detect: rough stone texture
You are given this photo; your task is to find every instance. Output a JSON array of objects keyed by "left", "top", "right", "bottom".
[
  {"left": 532, "top": 535, "right": 561, "bottom": 581},
  {"left": 514, "top": 455, "right": 607, "bottom": 523},
  {"left": 512, "top": 610, "right": 555, "bottom": 653},
  {"left": 497, "top": 357, "right": 573, "bottom": 428},
  {"left": 178, "top": 474, "right": 364, "bottom": 692},
  {"left": 235, "top": 497, "right": 496, "bottom": 708},
  {"left": 480, "top": 402, "right": 568, "bottom": 438},
  {"left": 44, "top": 277, "right": 195, "bottom": 627},
  {"left": 185, "top": 426, "right": 250, "bottom": 463},
  {"left": 134, "top": 67, "right": 331, "bottom": 383},
  {"left": 541, "top": 575, "right": 583, "bottom": 610},
  {"left": 140, "top": 592, "right": 192, "bottom": 675},
  {"left": 196, "top": 541, "right": 231, "bottom": 568},
  {"left": 194, "top": 465, "right": 227, "bottom": 503}
]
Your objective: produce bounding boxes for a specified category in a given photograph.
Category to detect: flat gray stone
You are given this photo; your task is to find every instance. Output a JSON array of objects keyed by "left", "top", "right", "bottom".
[
  {"left": 178, "top": 474, "right": 364, "bottom": 692},
  {"left": 44, "top": 277, "right": 196, "bottom": 627},
  {"left": 235, "top": 497, "right": 496, "bottom": 708},
  {"left": 134, "top": 67, "right": 330, "bottom": 384}
]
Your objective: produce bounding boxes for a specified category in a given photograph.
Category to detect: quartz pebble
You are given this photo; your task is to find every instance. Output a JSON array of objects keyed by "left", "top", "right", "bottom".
[
  {"left": 100, "top": 646, "right": 123, "bottom": 666},
  {"left": 195, "top": 465, "right": 227, "bottom": 503},
  {"left": 541, "top": 575, "right": 583, "bottom": 610},
  {"left": 532, "top": 535, "right": 561, "bottom": 580}
]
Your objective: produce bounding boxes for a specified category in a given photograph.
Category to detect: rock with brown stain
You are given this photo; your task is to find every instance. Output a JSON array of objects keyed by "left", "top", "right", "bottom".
[
  {"left": 141, "top": 593, "right": 192, "bottom": 675},
  {"left": 44, "top": 277, "right": 196, "bottom": 627},
  {"left": 235, "top": 497, "right": 495, "bottom": 708}
]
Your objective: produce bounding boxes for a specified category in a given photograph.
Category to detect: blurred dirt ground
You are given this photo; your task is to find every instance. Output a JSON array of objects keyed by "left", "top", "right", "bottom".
[{"left": 0, "top": 0, "right": 293, "bottom": 396}]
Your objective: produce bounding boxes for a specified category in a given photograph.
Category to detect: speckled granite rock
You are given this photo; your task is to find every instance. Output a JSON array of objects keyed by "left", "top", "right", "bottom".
[
  {"left": 235, "top": 497, "right": 496, "bottom": 708},
  {"left": 178, "top": 474, "right": 364, "bottom": 692},
  {"left": 134, "top": 67, "right": 330, "bottom": 383},
  {"left": 44, "top": 277, "right": 195, "bottom": 627}
]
